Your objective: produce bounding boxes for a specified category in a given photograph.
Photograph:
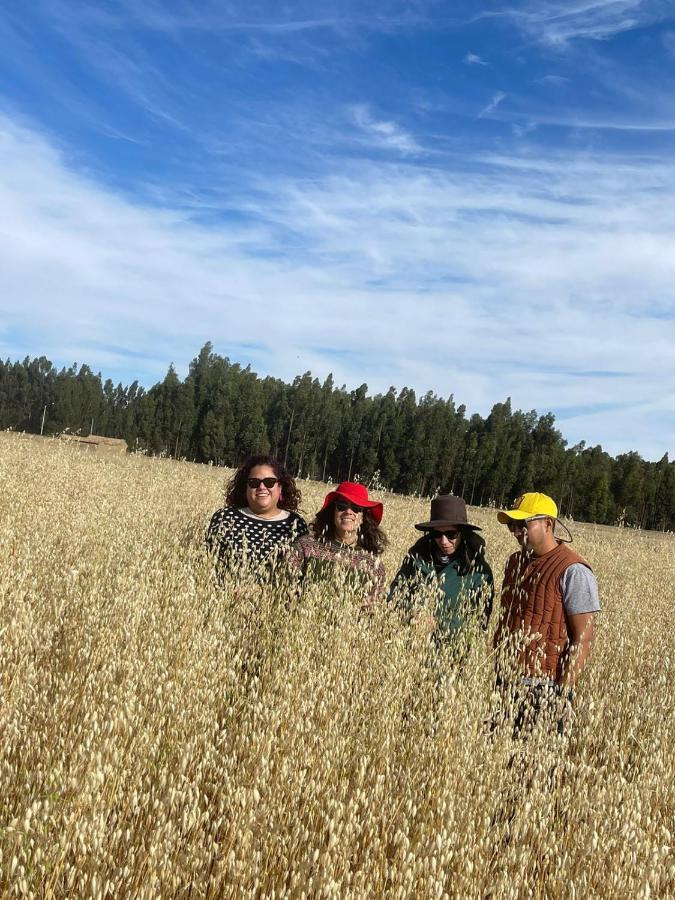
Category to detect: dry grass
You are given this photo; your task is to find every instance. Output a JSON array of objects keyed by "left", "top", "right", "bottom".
[{"left": 0, "top": 431, "right": 673, "bottom": 898}]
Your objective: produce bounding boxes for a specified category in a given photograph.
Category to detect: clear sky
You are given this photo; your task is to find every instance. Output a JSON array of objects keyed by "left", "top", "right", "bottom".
[{"left": 1, "top": 1, "right": 674, "bottom": 460}]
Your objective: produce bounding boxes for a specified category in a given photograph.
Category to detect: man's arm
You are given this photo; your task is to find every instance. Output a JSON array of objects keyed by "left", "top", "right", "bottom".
[
  {"left": 558, "top": 612, "right": 595, "bottom": 688},
  {"left": 559, "top": 563, "right": 600, "bottom": 687}
]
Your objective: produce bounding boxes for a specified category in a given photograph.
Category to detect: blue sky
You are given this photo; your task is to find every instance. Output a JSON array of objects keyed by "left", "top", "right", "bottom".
[{"left": 1, "top": 1, "right": 675, "bottom": 460}]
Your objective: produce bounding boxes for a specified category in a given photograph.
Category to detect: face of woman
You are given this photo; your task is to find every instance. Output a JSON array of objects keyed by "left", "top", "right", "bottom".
[
  {"left": 432, "top": 527, "right": 463, "bottom": 556},
  {"left": 333, "top": 500, "right": 363, "bottom": 543},
  {"left": 245, "top": 464, "right": 283, "bottom": 517}
]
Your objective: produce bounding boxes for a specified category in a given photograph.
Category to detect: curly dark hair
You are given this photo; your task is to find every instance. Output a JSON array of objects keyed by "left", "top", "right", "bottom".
[
  {"left": 225, "top": 454, "right": 302, "bottom": 512},
  {"left": 407, "top": 526, "right": 487, "bottom": 576},
  {"left": 311, "top": 503, "right": 388, "bottom": 556}
]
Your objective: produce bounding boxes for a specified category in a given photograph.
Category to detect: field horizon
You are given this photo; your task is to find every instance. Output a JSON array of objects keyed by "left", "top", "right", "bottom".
[{"left": 13, "top": 429, "right": 675, "bottom": 541}]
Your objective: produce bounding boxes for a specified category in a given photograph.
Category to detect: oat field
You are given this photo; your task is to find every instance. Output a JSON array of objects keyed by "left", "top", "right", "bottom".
[{"left": 0, "top": 432, "right": 673, "bottom": 898}]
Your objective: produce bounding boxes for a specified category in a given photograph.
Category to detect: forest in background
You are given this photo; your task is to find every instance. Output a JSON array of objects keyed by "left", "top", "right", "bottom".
[{"left": 1, "top": 343, "right": 672, "bottom": 530}]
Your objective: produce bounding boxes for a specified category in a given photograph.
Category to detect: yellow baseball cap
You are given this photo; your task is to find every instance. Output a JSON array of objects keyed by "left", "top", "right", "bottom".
[{"left": 497, "top": 492, "right": 558, "bottom": 524}]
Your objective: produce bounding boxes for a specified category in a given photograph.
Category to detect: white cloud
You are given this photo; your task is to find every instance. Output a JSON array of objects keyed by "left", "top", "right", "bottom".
[
  {"left": 464, "top": 51, "right": 487, "bottom": 65},
  {"left": 0, "top": 112, "right": 674, "bottom": 459},
  {"left": 350, "top": 104, "right": 424, "bottom": 156},
  {"left": 46, "top": 0, "right": 443, "bottom": 38},
  {"left": 536, "top": 74, "right": 570, "bottom": 86},
  {"left": 488, "top": 1, "right": 668, "bottom": 48},
  {"left": 478, "top": 90, "right": 506, "bottom": 118},
  {"left": 512, "top": 121, "right": 537, "bottom": 137}
]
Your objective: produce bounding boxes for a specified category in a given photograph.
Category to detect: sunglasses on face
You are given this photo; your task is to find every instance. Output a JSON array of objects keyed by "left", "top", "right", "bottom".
[
  {"left": 507, "top": 515, "right": 548, "bottom": 533},
  {"left": 432, "top": 529, "right": 460, "bottom": 540},
  {"left": 334, "top": 500, "right": 365, "bottom": 514},
  {"left": 246, "top": 477, "right": 279, "bottom": 489}
]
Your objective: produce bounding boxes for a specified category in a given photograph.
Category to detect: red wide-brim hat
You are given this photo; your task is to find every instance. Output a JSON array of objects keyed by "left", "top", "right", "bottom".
[{"left": 319, "top": 481, "right": 384, "bottom": 524}]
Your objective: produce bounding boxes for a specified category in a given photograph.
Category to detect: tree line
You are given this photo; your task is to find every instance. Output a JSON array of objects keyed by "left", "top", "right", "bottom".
[{"left": 1, "top": 344, "right": 673, "bottom": 531}]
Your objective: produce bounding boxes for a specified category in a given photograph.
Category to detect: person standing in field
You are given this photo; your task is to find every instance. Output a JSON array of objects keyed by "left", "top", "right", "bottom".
[
  {"left": 207, "top": 455, "right": 308, "bottom": 578},
  {"left": 494, "top": 492, "right": 600, "bottom": 735},
  {"left": 288, "top": 481, "right": 387, "bottom": 606},
  {"left": 388, "top": 496, "right": 494, "bottom": 649}
]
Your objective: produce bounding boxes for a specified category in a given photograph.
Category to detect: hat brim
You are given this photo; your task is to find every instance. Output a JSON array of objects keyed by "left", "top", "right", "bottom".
[
  {"left": 321, "top": 490, "right": 383, "bottom": 524},
  {"left": 415, "top": 520, "right": 481, "bottom": 532},
  {"left": 497, "top": 510, "right": 560, "bottom": 524},
  {"left": 497, "top": 510, "right": 533, "bottom": 523}
]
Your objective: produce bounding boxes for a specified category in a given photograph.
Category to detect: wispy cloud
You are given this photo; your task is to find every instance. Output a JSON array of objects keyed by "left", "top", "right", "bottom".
[
  {"left": 464, "top": 51, "right": 487, "bottom": 65},
  {"left": 478, "top": 90, "right": 506, "bottom": 118},
  {"left": 350, "top": 105, "right": 424, "bottom": 156},
  {"left": 512, "top": 121, "right": 537, "bottom": 137},
  {"left": 536, "top": 74, "right": 570, "bottom": 86},
  {"left": 46, "top": 0, "right": 442, "bottom": 38},
  {"left": 2, "top": 112, "right": 675, "bottom": 458},
  {"left": 483, "top": 1, "right": 672, "bottom": 48}
]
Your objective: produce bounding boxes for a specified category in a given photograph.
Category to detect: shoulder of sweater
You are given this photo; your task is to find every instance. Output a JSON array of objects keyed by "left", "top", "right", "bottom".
[
  {"left": 208, "top": 506, "right": 240, "bottom": 526},
  {"left": 287, "top": 511, "right": 309, "bottom": 528},
  {"left": 355, "top": 543, "right": 380, "bottom": 560},
  {"left": 360, "top": 547, "right": 381, "bottom": 565},
  {"left": 294, "top": 532, "right": 317, "bottom": 552}
]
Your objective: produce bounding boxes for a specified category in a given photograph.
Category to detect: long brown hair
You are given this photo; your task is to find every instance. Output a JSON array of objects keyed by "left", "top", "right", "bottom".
[
  {"left": 312, "top": 503, "right": 388, "bottom": 556},
  {"left": 225, "top": 455, "right": 301, "bottom": 512}
]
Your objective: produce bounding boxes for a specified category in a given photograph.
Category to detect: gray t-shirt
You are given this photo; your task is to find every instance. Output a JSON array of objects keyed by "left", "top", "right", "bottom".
[{"left": 560, "top": 563, "right": 601, "bottom": 616}]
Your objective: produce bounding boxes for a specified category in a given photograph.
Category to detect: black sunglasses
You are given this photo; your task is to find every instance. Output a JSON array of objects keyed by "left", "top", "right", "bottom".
[
  {"left": 507, "top": 516, "right": 548, "bottom": 533},
  {"left": 432, "top": 529, "right": 461, "bottom": 540},
  {"left": 246, "top": 477, "right": 279, "bottom": 489},
  {"left": 334, "top": 500, "right": 365, "bottom": 514}
]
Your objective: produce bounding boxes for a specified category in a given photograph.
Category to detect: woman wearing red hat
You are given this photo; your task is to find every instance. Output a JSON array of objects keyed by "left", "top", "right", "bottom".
[
  {"left": 288, "top": 481, "right": 387, "bottom": 604},
  {"left": 388, "top": 495, "right": 493, "bottom": 647}
]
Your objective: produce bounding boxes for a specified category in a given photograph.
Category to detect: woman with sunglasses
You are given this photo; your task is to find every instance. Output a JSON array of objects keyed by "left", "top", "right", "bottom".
[
  {"left": 207, "top": 455, "right": 308, "bottom": 576},
  {"left": 288, "top": 481, "right": 387, "bottom": 604},
  {"left": 389, "top": 495, "right": 493, "bottom": 646}
]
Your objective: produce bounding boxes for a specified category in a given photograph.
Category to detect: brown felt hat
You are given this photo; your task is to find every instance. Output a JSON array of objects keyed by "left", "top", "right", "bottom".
[{"left": 415, "top": 495, "right": 481, "bottom": 532}]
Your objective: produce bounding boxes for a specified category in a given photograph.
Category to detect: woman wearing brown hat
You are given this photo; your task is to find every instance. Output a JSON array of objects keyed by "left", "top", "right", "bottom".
[
  {"left": 389, "top": 495, "right": 493, "bottom": 645},
  {"left": 288, "top": 481, "right": 387, "bottom": 604}
]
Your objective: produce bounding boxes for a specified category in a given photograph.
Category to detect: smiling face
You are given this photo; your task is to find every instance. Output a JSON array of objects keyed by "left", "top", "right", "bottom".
[
  {"left": 245, "top": 464, "right": 282, "bottom": 517},
  {"left": 333, "top": 500, "right": 363, "bottom": 544}
]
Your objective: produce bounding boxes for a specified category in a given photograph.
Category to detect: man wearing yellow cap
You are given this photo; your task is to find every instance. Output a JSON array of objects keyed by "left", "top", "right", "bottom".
[{"left": 494, "top": 492, "right": 600, "bottom": 734}]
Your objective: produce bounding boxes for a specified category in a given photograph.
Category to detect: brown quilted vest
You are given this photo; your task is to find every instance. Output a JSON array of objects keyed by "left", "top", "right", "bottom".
[{"left": 497, "top": 542, "right": 591, "bottom": 680}]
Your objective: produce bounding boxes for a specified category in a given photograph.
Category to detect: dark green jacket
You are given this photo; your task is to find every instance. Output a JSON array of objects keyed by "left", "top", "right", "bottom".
[{"left": 389, "top": 540, "right": 494, "bottom": 643}]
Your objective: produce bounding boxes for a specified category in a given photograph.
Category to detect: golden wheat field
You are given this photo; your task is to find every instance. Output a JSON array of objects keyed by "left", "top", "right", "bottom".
[{"left": 0, "top": 432, "right": 673, "bottom": 899}]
